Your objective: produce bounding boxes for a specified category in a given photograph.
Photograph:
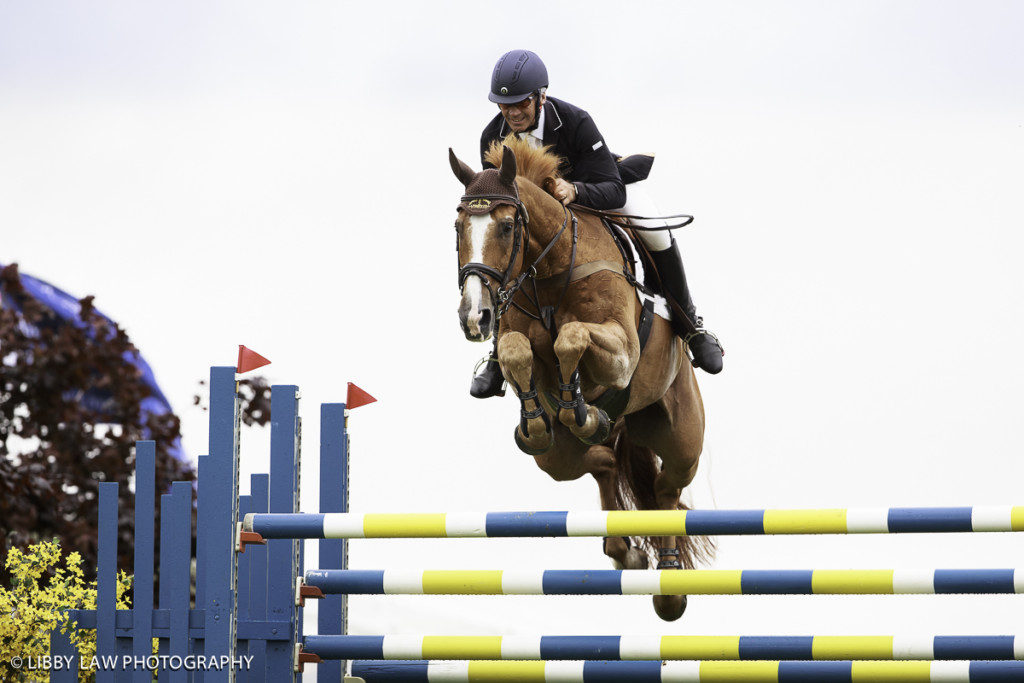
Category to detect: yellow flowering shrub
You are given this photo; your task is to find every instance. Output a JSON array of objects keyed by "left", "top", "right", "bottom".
[{"left": 0, "top": 540, "right": 133, "bottom": 682}]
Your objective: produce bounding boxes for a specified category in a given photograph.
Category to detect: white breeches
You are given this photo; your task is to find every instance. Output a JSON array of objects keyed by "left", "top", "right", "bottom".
[{"left": 617, "top": 182, "right": 673, "bottom": 252}]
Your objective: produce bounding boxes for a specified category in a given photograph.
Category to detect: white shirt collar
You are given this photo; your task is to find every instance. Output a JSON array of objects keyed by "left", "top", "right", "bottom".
[{"left": 516, "top": 106, "right": 545, "bottom": 148}]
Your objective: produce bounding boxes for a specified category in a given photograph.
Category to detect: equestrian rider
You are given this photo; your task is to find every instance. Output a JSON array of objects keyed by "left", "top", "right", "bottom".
[{"left": 469, "top": 49, "right": 724, "bottom": 399}]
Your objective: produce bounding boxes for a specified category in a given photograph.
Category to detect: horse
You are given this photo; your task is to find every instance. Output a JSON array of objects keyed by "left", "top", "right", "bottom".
[{"left": 450, "top": 137, "right": 711, "bottom": 621}]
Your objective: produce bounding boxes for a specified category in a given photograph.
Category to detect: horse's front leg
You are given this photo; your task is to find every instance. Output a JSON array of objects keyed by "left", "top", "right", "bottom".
[
  {"left": 498, "top": 331, "right": 553, "bottom": 455},
  {"left": 552, "top": 320, "right": 637, "bottom": 444}
]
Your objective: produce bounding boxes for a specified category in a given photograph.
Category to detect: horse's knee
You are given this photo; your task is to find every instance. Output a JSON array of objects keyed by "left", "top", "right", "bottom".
[
  {"left": 497, "top": 331, "right": 533, "bottom": 384},
  {"left": 498, "top": 331, "right": 531, "bottom": 365},
  {"left": 552, "top": 322, "right": 590, "bottom": 366}
]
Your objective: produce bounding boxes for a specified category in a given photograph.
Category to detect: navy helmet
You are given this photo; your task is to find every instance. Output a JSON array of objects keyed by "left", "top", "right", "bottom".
[{"left": 489, "top": 49, "right": 548, "bottom": 104}]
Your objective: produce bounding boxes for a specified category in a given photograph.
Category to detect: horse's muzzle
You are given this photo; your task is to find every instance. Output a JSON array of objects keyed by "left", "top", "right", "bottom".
[{"left": 459, "top": 280, "right": 495, "bottom": 341}]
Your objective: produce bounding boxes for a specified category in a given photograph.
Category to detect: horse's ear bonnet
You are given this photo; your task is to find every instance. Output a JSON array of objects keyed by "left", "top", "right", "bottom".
[{"left": 456, "top": 145, "right": 521, "bottom": 216}]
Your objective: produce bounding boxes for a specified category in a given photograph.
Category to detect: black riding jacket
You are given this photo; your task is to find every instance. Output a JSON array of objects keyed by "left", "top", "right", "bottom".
[{"left": 480, "top": 96, "right": 652, "bottom": 211}]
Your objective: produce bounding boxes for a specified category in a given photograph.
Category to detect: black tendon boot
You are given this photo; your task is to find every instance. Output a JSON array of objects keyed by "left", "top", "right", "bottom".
[
  {"left": 649, "top": 238, "right": 724, "bottom": 375},
  {"left": 469, "top": 337, "right": 506, "bottom": 398}
]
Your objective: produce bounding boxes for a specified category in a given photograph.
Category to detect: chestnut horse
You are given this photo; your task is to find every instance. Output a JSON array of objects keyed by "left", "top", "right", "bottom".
[{"left": 450, "top": 138, "right": 710, "bottom": 621}]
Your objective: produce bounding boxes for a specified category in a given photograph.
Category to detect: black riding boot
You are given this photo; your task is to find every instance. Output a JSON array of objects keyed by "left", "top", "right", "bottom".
[
  {"left": 469, "top": 337, "right": 506, "bottom": 398},
  {"left": 649, "top": 238, "right": 724, "bottom": 375}
]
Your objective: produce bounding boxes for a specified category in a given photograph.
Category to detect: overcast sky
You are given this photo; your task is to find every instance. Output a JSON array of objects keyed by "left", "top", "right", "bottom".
[{"left": 2, "top": 1, "right": 1023, "bottom": 672}]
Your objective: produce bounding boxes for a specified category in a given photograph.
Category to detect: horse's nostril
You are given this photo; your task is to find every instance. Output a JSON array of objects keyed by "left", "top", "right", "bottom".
[{"left": 480, "top": 309, "right": 492, "bottom": 331}]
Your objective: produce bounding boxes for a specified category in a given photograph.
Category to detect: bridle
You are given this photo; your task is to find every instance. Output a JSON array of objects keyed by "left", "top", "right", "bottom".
[
  {"left": 457, "top": 181, "right": 576, "bottom": 329},
  {"left": 456, "top": 189, "right": 530, "bottom": 311}
]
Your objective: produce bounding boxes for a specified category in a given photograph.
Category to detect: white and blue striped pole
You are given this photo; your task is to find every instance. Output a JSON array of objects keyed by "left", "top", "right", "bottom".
[
  {"left": 303, "top": 567, "right": 1023, "bottom": 596},
  {"left": 242, "top": 506, "right": 1024, "bottom": 542}
]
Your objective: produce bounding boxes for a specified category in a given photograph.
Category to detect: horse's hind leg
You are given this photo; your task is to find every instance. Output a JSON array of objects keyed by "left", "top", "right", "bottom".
[
  {"left": 586, "top": 444, "right": 649, "bottom": 570},
  {"left": 624, "top": 372, "right": 706, "bottom": 622},
  {"left": 650, "top": 458, "right": 701, "bottom": 621},
  {"left": 552, "top": 320, "right": 634, "bottom": 444},
  {"left": 498, "top": 331, "right": 553, "bottom": 455}
]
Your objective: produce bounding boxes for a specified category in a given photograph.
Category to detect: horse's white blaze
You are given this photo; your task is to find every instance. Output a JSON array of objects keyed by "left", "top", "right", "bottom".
[{"left": 461, "top": 214, "right": 495, "bottom": 337}]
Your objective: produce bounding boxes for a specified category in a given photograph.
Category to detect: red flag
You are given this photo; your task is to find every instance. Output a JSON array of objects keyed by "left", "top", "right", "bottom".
[
  {"left": 237, "top": 345, "right": 271, "bottom": 374},
  {"left": 346, "top": 382, "right": 377, "bottom": 410}
]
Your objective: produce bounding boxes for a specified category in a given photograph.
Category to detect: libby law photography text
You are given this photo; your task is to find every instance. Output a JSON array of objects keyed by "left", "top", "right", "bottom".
[{"left": 8, "top": 654, "right": 254, "bottom": 673}]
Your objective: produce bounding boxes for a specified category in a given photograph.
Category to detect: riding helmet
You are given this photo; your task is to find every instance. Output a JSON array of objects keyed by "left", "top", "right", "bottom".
[{"left": 489, "top": 49, "right": 548, "bottom": 104}]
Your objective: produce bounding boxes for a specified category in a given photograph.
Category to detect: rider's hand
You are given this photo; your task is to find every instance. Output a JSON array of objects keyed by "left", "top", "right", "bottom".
[{"left": 552, "top": 178, "right": 577, "bottom": 205}]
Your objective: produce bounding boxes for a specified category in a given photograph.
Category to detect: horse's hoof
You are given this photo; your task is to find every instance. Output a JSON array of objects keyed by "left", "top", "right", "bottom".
[
  {"left": 514, "top": 426, "right": 552, "bottom": 456},
  {"left": 652, "top": 594, "right": 687, "bottom": 622},
  {"left": 579, "top": 408, "right": 611, "bottom": 445}
]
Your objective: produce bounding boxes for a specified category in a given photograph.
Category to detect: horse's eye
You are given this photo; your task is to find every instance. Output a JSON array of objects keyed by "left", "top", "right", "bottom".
[{"left": 502, "top": 220, "right": 514, "bottom": 234}]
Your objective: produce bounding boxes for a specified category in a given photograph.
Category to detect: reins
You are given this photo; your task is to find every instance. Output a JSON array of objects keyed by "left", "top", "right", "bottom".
[{"left": 571, "top": 205, "right": 694, "bottom": 232}]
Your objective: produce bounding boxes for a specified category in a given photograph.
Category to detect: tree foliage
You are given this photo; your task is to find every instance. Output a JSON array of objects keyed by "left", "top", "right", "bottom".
[
  {"left": 0, "top": 540, "right": 133, "bottom": 682},
  {"left": 0, "top": 263, "right": 194, "bottom": 587},
  {"left": 1, "top": 263, "right": 272, "bottom": 594}
]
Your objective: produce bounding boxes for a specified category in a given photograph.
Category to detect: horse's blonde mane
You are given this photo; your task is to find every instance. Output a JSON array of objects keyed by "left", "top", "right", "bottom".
[{"left": 484, "top": 135, "right": 561, "bottom": 185}]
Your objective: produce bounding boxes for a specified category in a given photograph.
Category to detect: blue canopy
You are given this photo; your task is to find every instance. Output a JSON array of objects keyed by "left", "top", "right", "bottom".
[{"left": 1, "top": 264, "right": 186, "bottom": 462}]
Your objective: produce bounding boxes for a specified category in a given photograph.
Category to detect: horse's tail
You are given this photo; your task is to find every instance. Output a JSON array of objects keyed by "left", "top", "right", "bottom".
[{"left": 611, "top": 420, "right": 715, "bottom": 569}]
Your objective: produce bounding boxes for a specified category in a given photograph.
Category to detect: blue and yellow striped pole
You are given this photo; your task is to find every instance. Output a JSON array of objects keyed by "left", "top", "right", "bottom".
[
  {"left": 304, "top": 567, "right": 1022, "bottom": 595},
  {"left": 349, "top": 659, "right": 1024, "bottom": 681},
  {"left": 304, "top": 634, "right": 1024, "bottom": 661},
  {"left": 243, "top": 506, "right": 1024, "bottom": 540}
]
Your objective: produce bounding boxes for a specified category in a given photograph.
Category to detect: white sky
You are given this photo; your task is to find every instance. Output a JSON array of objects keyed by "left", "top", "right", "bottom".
[{"left": 2, "top": 0, "right": 1023, "bottom": 672}]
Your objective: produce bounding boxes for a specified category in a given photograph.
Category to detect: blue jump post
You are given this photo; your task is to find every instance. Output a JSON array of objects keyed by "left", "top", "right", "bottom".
[{"left": 47, "top": 366, "right": 351, "bottom": 682}]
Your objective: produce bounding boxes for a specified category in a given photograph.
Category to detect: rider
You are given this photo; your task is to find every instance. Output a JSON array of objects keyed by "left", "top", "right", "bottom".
[{"left": 470, "top": 49, "right": 724, "bottom": 399}]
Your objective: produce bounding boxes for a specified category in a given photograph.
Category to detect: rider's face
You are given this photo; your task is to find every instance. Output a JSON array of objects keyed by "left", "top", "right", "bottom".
[{"left": 498, "top": 93, "right": 545, "bottom": 133}]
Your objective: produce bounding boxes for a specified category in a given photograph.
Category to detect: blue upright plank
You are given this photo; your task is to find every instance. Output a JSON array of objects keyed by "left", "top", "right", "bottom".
[
  {"left": 205, "top": 366, "right": 240, "bottom": 682},
  {"left": 246, "top": 474, "right": 270, "bottom": 683},
  {"left": 162, "top": 482, "right": 192, "bottom": 683},
  {"left": 158, "top": 495, "right": 170, "bottom": 683},
  {"left": 236, "top": 493, "right": 254, "bottom": 682},
  {"left": 96, "top": 482, "right": 119, "bottom": 683},
  {"left": 49, "top": 609, "right": 79, "bottom": 682},
  {"left": 319, "top": 402, "right": 347, "bottom": 683},
  {"left": 268, "top": 385, "right": 301, "bottom": 682},
  {"left": 116, "top": 623, "right": 133, "bottom": 683},
  {"left": 194, "top": 453, "right": 210, "bottom": 683},
  {"left": 133, "top": 442, "right": 156, "bottom": 683}
]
